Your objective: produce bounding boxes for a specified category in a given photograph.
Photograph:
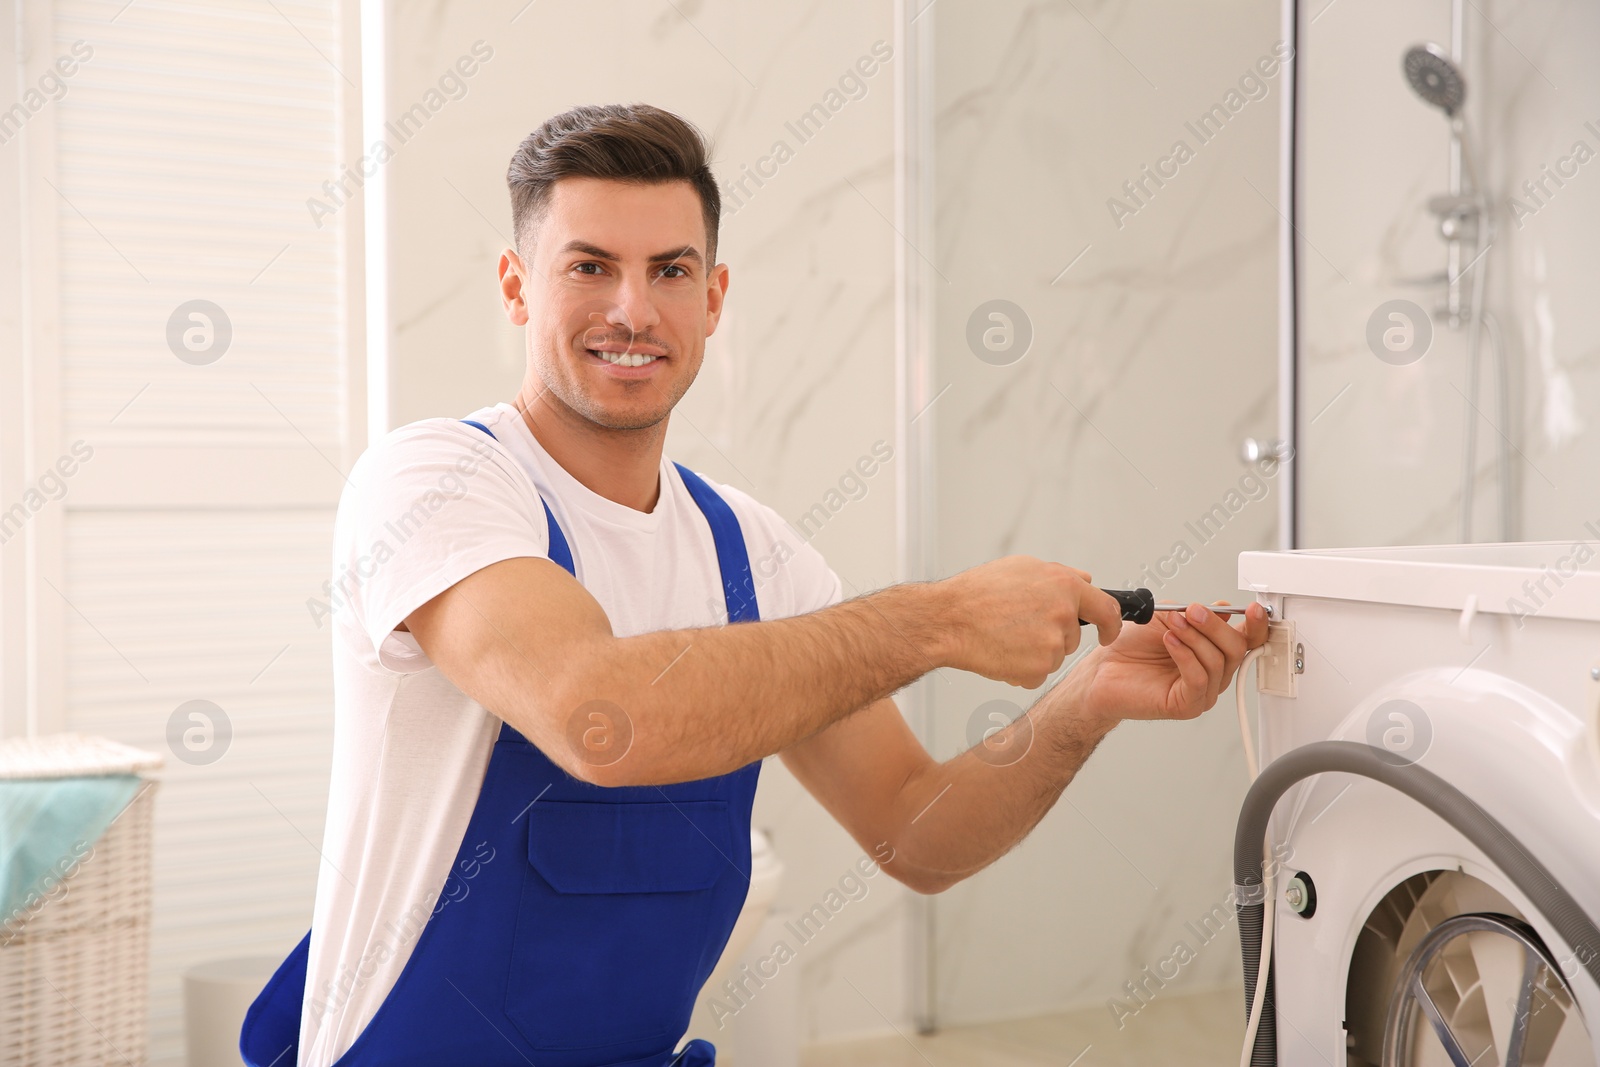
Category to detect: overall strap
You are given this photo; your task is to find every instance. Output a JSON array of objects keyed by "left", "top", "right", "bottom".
[
  {"left": 460, "top": 419, "right": 573, "bottom": 574},
  {"left": 673, "top": 462, "right": 759, "bottom": 625}
]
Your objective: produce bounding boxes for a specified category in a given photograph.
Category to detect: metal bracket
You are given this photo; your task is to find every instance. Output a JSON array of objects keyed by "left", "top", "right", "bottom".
[{"left": 1257, "top": 619, "right": 1299, "bottom": 698}]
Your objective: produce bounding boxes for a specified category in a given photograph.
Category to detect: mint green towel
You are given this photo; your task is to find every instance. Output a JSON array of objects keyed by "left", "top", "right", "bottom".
[{"left": 0, "top": 774, "right": 142, "bottom": 927}]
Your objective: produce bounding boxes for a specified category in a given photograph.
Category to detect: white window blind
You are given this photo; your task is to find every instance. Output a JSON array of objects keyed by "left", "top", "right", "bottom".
[{"left": 19, "top": 0, "right": 365, "bottom": 1061}]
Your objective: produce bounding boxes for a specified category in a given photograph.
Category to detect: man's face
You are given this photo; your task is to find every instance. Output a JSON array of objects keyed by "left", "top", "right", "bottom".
[{"left": 502, "top": 177, "right": 727, "bottom": 431}]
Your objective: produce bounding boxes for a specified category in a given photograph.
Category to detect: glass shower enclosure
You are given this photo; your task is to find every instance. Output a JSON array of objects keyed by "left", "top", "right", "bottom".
[{"left": 1295, "top": 0, "right": 1600, "bottom": 549}]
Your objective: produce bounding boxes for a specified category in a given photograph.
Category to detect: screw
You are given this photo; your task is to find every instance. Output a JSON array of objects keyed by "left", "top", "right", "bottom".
[
  {"left": 1591, "top": 666, "right": 1600, "bottom": 681},
  {"left": 1294, "top": 643, "right": 1305, "bottom": 673},
  {"left": 1285, "top": 872, "right": 1316, "bottom": 917}
]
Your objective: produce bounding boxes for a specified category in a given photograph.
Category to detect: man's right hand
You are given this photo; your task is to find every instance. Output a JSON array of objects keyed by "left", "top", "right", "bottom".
[{"left": 933, "top": 556, "right": 1123, "bottom": 689}]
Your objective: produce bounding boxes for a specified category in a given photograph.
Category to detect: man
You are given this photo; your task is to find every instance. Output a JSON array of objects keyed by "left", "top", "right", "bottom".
[{"left": 243, "top": 103, "right": 1268, "bottom": 1067}]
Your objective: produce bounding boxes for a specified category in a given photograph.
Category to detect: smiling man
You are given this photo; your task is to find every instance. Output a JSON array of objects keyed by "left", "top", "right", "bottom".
[{"left": 241, "top": 104, "right": 1267, "bottom": 1067}]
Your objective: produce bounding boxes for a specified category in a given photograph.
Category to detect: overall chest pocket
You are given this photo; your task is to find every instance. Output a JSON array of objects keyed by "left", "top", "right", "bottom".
[{"left": 504, "top": 799, "right": 744, "bottom": 1058}]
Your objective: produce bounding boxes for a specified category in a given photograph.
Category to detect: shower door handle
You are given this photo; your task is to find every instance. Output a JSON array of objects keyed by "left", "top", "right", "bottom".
[{"left": 1239, "top": 437, "right": 1289, "bottom": 466}]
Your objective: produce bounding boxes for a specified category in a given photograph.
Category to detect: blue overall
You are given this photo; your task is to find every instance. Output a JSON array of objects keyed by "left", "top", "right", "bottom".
[{"left": 240, "top": 421, "right": 762, "bottom": 1067}]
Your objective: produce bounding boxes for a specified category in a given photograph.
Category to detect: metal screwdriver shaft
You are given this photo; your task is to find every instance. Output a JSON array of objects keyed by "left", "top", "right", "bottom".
[
  {"left": 1079, "top": 588, "right": 1260, "bottom": 626},
  {"left": 1148, "top": 603, "right": 1255, "bottom": 616}
]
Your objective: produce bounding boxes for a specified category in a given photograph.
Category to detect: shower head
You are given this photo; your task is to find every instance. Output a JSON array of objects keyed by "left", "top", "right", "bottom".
[{"left": 1403, "top": 42, "right": 1465, "bottom": 116}]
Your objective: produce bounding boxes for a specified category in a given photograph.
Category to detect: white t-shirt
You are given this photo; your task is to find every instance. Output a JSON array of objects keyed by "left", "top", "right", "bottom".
[{"left": 297, "top": 401, "right": 843, "bottom": 1067}]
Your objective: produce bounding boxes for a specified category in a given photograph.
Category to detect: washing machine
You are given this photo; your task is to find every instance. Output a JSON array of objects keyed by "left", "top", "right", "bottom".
[{"left": 1234, "top": 542, "right": 1600, "bottom": 1066}]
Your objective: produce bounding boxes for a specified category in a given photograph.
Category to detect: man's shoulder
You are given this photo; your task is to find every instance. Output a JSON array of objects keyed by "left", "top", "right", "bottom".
[
  {"left": 345, "top": 414, "right": 515, "bottom": 486},
  {"left": 336, "top": 413, "right": 535, "bottom": 535},
  {"left": 363, "top": 415, "right": 498, "bottom": 460}
]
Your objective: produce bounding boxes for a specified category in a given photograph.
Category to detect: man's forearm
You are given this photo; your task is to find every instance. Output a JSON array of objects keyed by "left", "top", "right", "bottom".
[
  {"left": 539, "top": 581, "right": 954, "bottom": 785},
  {"left": 875, "top": 658, "right": 1116, "bottom": 893}
]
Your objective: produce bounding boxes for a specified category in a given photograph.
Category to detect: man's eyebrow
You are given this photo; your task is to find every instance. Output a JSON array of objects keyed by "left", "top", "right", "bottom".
[
  {"left": 560, "top": 240, "right": 620, "bottom": 262},
  {"left": 647, "top": 245, "right": 703, "bottom": 266}
]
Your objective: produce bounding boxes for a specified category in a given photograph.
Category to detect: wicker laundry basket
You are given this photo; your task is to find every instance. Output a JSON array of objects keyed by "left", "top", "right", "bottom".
[{"left": 0, "top": 734, "right": 163, "bottom": 1067}]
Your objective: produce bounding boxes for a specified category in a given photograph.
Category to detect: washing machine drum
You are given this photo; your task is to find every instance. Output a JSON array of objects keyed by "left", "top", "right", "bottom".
[{"left": 1346, "top": 870, "right": 1593, "bottom": 1066}]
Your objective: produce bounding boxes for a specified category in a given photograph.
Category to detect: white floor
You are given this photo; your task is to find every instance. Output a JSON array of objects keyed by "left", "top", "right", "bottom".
[{"left": 800, "top": 987, "right": 1244, "bottom": 1067}]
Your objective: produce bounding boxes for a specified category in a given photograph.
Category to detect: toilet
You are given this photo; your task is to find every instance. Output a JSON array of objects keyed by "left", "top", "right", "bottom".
[{"left": 684, "top": 827, "right": 786, "bottom": 1052}]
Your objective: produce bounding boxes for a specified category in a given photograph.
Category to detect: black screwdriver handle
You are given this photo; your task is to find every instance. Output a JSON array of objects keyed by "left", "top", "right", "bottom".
[{"left": 1078, "top": 587, "right": 1155, "bottom": 626}]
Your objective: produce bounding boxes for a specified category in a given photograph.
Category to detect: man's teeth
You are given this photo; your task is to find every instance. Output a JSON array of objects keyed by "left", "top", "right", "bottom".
[{"left": 594, "top": 349, "right": 657, "bottom": 368}]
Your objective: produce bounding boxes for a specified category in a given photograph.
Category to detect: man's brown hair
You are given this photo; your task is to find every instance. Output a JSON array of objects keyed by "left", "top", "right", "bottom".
[{"left": 507, "top": 103, "right": 721, "bottom": 261}]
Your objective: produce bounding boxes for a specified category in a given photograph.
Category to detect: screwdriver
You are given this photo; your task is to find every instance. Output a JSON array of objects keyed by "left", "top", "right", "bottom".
[{"left": 1079, "top": 588, "right": 1262, "bottom": 626}]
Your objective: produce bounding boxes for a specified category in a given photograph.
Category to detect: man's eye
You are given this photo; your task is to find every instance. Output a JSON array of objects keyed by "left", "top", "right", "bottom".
[
  {"left": 659, "top": 264, "right": 688, "bottom": 279},
  {"left": 574, "top": 262, "right": 604, "bottom": 275}
]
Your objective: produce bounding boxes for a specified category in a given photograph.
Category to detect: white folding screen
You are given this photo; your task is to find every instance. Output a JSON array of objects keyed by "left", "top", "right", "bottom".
[{"left": 3, "top": 0, "right": 365, "bottom": 1060}]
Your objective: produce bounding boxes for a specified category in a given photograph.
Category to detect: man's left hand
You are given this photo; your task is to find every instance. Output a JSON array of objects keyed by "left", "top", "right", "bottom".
[{"left": 1063, "top": 600, "right": 1270, "bottom": 727}]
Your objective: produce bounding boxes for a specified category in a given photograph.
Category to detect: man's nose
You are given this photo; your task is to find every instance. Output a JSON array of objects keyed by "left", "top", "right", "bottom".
[{"left": 606, "top": 269, "right": 662, "bottom": 334}]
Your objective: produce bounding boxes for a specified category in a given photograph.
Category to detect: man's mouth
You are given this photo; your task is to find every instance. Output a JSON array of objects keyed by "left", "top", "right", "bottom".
[
  {"left": 583, "top": 339, "right": 667, "bottom": 372},
  {"left": 588, "top": 347, "right": 661, "bottom": 368}
]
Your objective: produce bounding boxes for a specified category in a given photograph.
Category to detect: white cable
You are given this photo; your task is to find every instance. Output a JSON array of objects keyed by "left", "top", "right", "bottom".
[
  {"left": 1237, "top": 646, "right": 1264, "bottom": 781},
  {"left": 1235, "top": 645, "right": 1272, "bottom": 1067}
]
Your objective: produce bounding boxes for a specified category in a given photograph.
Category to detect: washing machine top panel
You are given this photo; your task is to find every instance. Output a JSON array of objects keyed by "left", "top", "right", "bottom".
[{"left": 1239, "top": 540, "right": 1600, "bottom": 623}]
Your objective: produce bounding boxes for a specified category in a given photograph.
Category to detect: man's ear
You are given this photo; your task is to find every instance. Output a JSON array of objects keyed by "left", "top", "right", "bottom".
[
  {"left": 499, "top": 247, "right": 530, "bottom": 326},
  {"left": 704, "top": 262, "right": 731, "bottom": 337}
]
